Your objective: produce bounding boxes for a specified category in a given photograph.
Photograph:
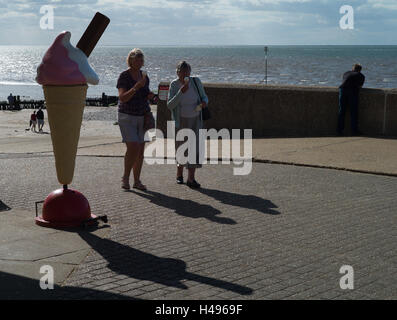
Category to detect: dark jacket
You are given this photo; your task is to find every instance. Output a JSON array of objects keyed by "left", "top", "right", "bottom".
[{"left": 339, "top": 71, "right": 365, "bottom": 94}]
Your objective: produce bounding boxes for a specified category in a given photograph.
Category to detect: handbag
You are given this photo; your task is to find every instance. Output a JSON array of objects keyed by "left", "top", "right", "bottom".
[
  {"left": 143, "top": 110, "right": 155, "bottom": 132},
  {"left": 192, "top": 77, "right": 211, "bottom": 121}
]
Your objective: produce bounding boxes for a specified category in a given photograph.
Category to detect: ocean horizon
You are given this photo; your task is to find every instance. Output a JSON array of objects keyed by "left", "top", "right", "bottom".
[{"left": 1, "top": 45, "right": 396, "bottom": 101}]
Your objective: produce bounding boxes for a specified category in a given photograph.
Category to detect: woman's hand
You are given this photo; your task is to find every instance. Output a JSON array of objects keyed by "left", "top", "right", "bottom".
[
  {"left": 134, "top": 76, "right": 147, "bottom": 90},
  {"left": 148, "top": 92, "right": 159, "bottom": 104}
]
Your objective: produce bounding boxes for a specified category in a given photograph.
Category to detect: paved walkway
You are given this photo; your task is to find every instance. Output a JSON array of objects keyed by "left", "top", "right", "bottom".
[
  {"left": 2, "top": 106, "right": 397, "bottom": 176},
  {"left": 1, "top": 154, "right": 396, "bottom": 299},
  {"left": 1, "top": 107, "right": 396, "bottom": 299},
  {"left": 2, "top": 135, "right": 397, "bottom": 177},
  {"left": 74, "top": 136, "right": 397, "bottom": 177}
]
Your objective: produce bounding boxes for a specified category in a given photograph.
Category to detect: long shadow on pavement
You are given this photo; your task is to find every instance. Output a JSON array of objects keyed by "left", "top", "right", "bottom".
[
  {"left": 129, "top": 190, "right": 237, "bottom": 225},
  {"left": 77, "top": 230, "right": 253, "bottom": 296},
  {"left": 196, "top": 187, "right": 281, "bottom": 215}
]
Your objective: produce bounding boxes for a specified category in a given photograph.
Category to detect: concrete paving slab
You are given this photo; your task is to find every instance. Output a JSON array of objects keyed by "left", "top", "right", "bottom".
[
  {"left": 0, "top": 209, "right": 57, "bottom": 244},
  {"left": 37, "top": 249, "right": 92, "bottom": 265},
  {"left": 0, "top": 136, "right": 121, "bottom": 154},
  {"left": 75, "top": 137, "right": 397, "bottom": 176},
  {"left": 0, "top": 233, "right": 89, "bottom": 261},
  {"left": 252, "top": 137, "right": 397, "bottom": 176},
  {"left": 0, "top": 260, "right": 78, "bottom": 286},
  {"left": 0, "top": 209, "right": 110, "bottom": 287}
]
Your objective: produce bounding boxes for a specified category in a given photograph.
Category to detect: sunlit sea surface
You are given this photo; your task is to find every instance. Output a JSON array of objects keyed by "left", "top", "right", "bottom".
[{"left": 0, "top": 45, "right": 396, "bottom": 100}]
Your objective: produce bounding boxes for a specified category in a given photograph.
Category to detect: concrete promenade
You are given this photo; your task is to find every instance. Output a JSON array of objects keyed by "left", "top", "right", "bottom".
[{"left": 0, "top": 107, "right": 396, "bottom": 299}]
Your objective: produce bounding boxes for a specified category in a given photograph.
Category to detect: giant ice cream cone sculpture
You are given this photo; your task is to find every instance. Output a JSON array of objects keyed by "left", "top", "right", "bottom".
[
  {"left": 43, "top": 85, "right": 87, "bottom": 185},
  {"left": 34, "top": 13, "right": 110, "bottom": 228}
]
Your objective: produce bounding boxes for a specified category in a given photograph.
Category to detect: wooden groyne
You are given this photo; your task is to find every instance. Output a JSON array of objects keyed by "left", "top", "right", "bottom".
[{"left": 0, "top": 94, "right": 119, "bottom": 110}]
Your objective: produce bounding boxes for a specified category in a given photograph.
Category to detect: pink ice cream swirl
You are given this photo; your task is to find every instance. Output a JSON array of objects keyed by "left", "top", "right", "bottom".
[{"left": 36, "top": 31, "right": 99, "bottom": 86}]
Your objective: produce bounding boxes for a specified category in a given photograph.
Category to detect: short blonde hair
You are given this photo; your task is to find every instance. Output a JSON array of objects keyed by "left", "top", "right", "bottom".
[{"left": 127, "top": 48, "right": 144, "bottom": 67}]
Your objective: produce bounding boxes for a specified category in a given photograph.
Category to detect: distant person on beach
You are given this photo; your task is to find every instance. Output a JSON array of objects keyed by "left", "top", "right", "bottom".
[
  {"left": 117, "top": 48, "right": 157, "bottom": 191},
  {"left": 30, "top": 111, "right": 37, "bottom": 132},
  {"left": 167, "top": 61, "right": 209, "bottom": 189},
  {"left": 338, "top": 63, "right": 365, "bottom": 136},
  {"left": 7, "top": 93, "right": 14, "bottom": 110},
  {"left": 36, "top": 107, "right": 45, "bottom": 132},
  {"left": 15, "top": 96, "right": 21, "bottom": 110}
]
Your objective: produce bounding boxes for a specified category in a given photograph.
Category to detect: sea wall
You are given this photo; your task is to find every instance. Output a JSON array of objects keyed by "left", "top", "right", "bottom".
[{"left": 156, "top": 82, "right": 397, "bottom": 137}]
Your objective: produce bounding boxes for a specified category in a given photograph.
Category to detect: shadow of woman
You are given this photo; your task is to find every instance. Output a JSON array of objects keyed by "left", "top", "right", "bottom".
[
  {"left": 129, "top": 190, "right": 237, "bottom": 225},
  {"left": 77, "top": 229, "right": 253, "bottom": 296},
  {"left": 196, "top": 187, "right": 281, "bottom": 215}
]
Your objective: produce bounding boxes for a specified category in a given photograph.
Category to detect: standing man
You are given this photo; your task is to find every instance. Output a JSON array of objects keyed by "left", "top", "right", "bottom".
[
  {"left": 36, "top": 107, "right": 45, "bottom": 132},
  {"left": 15, "top": 96, "right": 21, "bottom": 110},
  {"left": 7, "top": 93, "right": 14, "bottom": 110},
  {"left": 338, "top": 64, "right": 365, "bottom": 136}
]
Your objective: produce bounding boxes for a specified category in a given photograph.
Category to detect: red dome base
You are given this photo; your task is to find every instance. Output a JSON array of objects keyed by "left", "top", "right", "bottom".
[{"left": 35, "top": 188, "right": 96, "bottom": 228}]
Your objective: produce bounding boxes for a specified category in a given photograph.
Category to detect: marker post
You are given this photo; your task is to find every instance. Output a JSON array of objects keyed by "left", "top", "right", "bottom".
[{"left": 264, "top": 46, "right": 268, "bottom": 85}]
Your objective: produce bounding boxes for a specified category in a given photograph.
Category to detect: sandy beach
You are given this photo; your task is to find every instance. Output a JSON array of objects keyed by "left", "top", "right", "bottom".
[
  {"left": 0, "top": 106, "right": 121, "bottom": 139},
  {"left": 0, "top": 106, "right": 158, "bottom": 154}
]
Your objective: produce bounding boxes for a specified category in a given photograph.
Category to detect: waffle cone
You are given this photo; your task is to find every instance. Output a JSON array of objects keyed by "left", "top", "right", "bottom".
[{"left": 43, "top": 85, "right": 88, "bottom": 185}]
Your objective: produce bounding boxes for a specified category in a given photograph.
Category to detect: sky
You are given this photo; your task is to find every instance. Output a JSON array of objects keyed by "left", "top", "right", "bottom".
[{"left": 0, "top": 0, "right": 396, "bottom": 46}]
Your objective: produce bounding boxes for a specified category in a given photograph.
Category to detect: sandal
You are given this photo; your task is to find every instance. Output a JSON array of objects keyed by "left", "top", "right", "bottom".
[
  {"left": 121, "top": 176, "right": 130, "bottom": 190},
  {"left": 133, "top": 180, "right": 147, "bottom": 191},
  {"left": 187, "top": 179, "right": 201, "bottom": 189}
]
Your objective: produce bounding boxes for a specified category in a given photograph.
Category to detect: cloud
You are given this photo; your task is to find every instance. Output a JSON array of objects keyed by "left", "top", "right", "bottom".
[
  {"left": 0, "top": 0, "right": 395, "bottom": 45},
  {"left": 366, "top": 0, "right": 397, "bottom": 10}
]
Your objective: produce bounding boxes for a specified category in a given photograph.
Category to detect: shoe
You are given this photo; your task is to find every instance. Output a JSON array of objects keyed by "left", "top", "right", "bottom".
[
  {"left": 187, "top": 179, "right": 201, "bottom": 189},
  {"left": 337, "top": 131, "right": 344, "bottom": 137},
  {"left": 121, "top": 176, "right": 130, "bottom": 190},
  {"left": 133, "top": 181, "right": 147, "bottom": 191},
  {"left": 176, "top": 176, "right": 184, "bottom": 184}
]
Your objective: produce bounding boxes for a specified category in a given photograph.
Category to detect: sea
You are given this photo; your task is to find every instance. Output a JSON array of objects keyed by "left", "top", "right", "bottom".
[{"left": 0, "top": 45, "right": 396, "bottom": 101}]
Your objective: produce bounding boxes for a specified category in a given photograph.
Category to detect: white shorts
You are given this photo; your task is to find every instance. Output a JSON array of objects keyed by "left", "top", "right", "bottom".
[{"left": 118, "top": 112, "right": 145, "bottom": 143}]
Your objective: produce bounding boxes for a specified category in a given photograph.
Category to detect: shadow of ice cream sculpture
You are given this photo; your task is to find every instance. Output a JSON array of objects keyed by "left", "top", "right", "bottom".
[{"left": 35, "top": 13, "right": 110, "bottom": 228}]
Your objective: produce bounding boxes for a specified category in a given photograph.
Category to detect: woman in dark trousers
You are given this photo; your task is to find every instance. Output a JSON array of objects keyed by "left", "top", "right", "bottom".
[
  {"left": 167, "top": 61, "right": 209, "bottom": 189},
  {"left": 117, "top": 48, "right": 157, "bottom": 190}
]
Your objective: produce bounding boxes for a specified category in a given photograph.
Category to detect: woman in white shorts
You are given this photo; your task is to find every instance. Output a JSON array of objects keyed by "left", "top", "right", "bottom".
[{"left": 117, "top": 48, "right": 157, "bottom": 191}]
